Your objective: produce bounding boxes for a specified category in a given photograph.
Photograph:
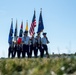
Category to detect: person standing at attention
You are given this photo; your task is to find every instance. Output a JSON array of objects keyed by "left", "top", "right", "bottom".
[
  {"left": 22, "top": 31, "right": 30, "bottom": 58},
  {"left": 35, "top": 32, "right": 42, "bottom": 57},
  {"left": 30, "top": 33, "right": 37, "bottom": 58},
  {"left": 41, "top": 32, "right": 50, "bottom": 58}
]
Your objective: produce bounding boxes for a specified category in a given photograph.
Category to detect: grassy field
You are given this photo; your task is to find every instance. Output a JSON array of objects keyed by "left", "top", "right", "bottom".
[{"left": 0, "top": 56, "right": 76, "bottom": 75}]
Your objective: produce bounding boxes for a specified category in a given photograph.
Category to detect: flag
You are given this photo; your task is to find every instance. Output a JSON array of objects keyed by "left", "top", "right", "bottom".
[
  {"left": 29, "top": 10, "right": 36, "bottom": 36},
  {"left": 17, "top": 37, "right": 22, "bottom": 44},
  {"left": 37, "top": 9, "right": 44, "bottom": 33},
  {"left": 19, "top": 21, "right": 23, "bottom": 37},
  {"left": 17, "top": 21, "right": 23, "bottom": 44},
  {"left": 8, "top": 19, "right": 13, "bottom": 44},
  {"left": 25, "top": 21, "right": 28, "bottom": 31},
  {"left": 14, "top": 20, "right": 18, "bottom": 42}
]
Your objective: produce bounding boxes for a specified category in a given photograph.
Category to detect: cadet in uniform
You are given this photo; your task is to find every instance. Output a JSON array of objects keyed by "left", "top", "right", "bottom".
[
  {"left": 14, "top": 42, "right": 22, "bottom": 58},
  {"left": 30, "top": 33, "right": 37, "bottom": 58},
  {"left": 22, "top": 31, "right": 30, "bottom": 58},
  {"left": 13, "top": 42, "right": 17, "bottom": 58},
  {"left": 41, "top": 32, "right": 50, "bottom": 58},
  {"left": 35, "top": 32, "right": 42, "bottom": 57},
  {"left": 8, "top": 42, "right": 14, "bottom": 58}
]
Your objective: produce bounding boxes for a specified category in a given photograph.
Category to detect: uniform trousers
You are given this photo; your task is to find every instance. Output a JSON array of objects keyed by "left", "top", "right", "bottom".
[
  {"left": 22, "top": 44, "right": 30, "bottom": 58},
  {"left": 42, "top": 44, "right": 49, "bottom": 57},
  {"left": 8, "top": 46, "right": 14, "bottom": 58},
  {"left": 30, "top": 45, "right": 38, "bottom": 58},
  {"left": 36, "top": 44, "right": 43, "bottom": 58},
  {"left": 13, "top": 45, "right": 22, "bottom": 58}
]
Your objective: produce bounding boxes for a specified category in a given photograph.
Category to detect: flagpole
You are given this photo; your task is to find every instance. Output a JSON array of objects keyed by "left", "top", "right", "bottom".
[
  {"left": 10, "top": 18, "right": 13, "bottom": 43},
  {"left": 16, "top": 19, "right": 18, "bottom": 43},
  {"left": 40, "top": 8, "right": 42, "bottom": 34}
]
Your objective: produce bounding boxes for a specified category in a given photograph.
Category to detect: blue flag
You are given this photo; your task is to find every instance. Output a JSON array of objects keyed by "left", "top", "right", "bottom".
[
  {"left": 14, "top": 20, "right": 17, "bottom": 37},
  {"left": 37, "top": 10, "right": 44, "bottom": 33},
  {"left": 14, "top": 20, "right": 18, "bottom": 41},
  {"left": 8, "top": 19, "right": 13, "bottom": 44}
]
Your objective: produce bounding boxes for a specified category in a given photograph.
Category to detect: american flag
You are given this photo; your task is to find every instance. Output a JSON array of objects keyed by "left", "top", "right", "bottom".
[{"left": 29, "top": 10, "right": 36, "bottom": 36}]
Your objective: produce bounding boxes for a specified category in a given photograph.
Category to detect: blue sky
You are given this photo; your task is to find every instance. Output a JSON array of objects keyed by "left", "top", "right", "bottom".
[{"left": 0, "top": 0, "right": 76, "bottom": 57}]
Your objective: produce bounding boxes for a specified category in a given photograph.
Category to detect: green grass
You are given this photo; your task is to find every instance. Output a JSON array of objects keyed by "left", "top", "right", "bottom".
[{"left": 0, "top": 57, "right": 76, "bottom": 75}]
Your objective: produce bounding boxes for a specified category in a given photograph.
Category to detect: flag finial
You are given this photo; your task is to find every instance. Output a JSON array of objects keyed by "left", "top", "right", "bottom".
[
  {"left": 16, "top": 19, "right": 17, "bottom": 24},
  {"left": 16, "top": 19, "right": 17, "bottom": 21},
  {"left": 34, "top": 9, "right": 36, "bottom": 14},
  {"left": 26, "top": 20, "right": 28, "bottom": 22},
  {"left": 34, "top": 8, "right": 35, "bottom": 11},
  {"left": 11, "top": 18, "right": 13, "bottom": 20},
  {"left": 40, "top": 8, "right": 42, "bottom": 11}
]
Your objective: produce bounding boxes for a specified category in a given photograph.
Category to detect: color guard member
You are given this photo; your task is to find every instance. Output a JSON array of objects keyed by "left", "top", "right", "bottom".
[
  {"left": 35, "top": 32, "right": 42, "bottom": 57},
  {"left": 30, "top": 33, "right": 37, "bottom": 58},
  {"left": 22, "top": 31, "right": 30, "bottom": 58},
  {"left": 41, "top": 32, "right": 50, "bottom": 58}
]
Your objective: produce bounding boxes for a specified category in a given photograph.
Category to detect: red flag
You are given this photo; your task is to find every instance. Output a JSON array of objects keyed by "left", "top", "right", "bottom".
[{"left": 17, "top": 37, "right": 22, "bottom": 44}]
